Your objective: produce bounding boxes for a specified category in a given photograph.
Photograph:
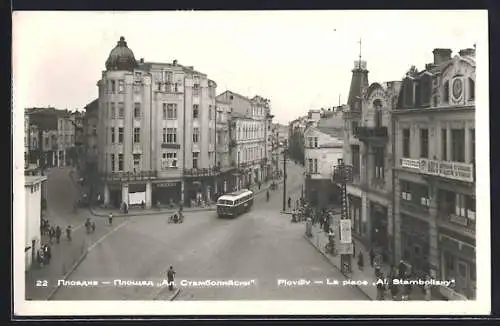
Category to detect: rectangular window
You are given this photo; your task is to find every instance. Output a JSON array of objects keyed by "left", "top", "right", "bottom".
[
  {"left": 118, "top": 102, "right": 125, "bottom": 119},
  {"left": 400, "top": 180, "right": 412, "bottom": 201},
  {"left": 118, "top": 80, "right": 125, "bottom": 93},
  {"left": 308, "top": 137, "right": 313, "bottom": 148},
  {"left": 314, "top": 137, "right": 318, "bottom": 148},
  {"left": 314, "top": 159, "right": 318, "bottom": 173},
  {"left": 111, "top": 80, "right": 116, "bottom": 93},
  {"left": 110, "top": 103, "right": 116, "bottom": 119},
  {"left": 167, "top": 104, "right": 177, "bottom": 119},
  {"left": 162, "top": 128, "right": 167, "bottom": 143},
  {"left": 166, "top": 128, "right": 177, "bottom": 143},
  {"left": 420, "top": 128, "right": 429, "bottom": 158},
  {"left": 193, "top": 105, "right": 199, "bottom": 119},
  {"left": 374, "top": 147, "right": 385, "bottom": 179},
  {"left": 118, "top": 127, "right": 124, "bottom": 143},
  {"left": 209, "top": 105, "right": 213, "bottom": 120},
  {"left": 134, "top": 103, "right": 141, "bottom": 118},
  {"left": 402, "top": 128, "right": 410, "bottom": 157},
  {"left": 351, "top": 145, "right": 360, "bottom": 175},
  {"left": 133, "top": 154, "right": 140, "bottom": 171},
  {"left": 167, "top": 152, "right": 177, "bottom": 167},
  {"left": 193, "top": 152, "right": 199, "bottom": 169},
  {"left": 111, "top": 127, "right": 115, "bottom": 143},
  {"left": 308, "top": 158, "right": 313, "bottom": 173},
  {"left": 451, "top": 129, "right": 465, "bottom": 162},
  {"left": 442, "top": 129, "right": 447, "bottom": 161},
  {"left": 193, "top": 127, "right": 200, "bottom": 143},
  {"left": 133, "top": 128, "right": 140, "bottom": 143},
  {"left": 111, "top": 154, "right": 115, "bottom": 172},
  {"left": 118, "top": 154, "right": 124, "bottom": 171},
  {"left": 162, "top": 103, "right": 167, "bottom": 120}
]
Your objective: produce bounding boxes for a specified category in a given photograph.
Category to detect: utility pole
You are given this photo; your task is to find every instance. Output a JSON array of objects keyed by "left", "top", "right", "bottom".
[{"left": 282, "top": 148, "right": 287, "bottom": 212}]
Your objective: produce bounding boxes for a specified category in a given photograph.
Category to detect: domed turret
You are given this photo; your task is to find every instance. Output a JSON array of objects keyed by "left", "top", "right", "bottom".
[{"left": 105, "top": 36, "right": 138, "bottom": 71}]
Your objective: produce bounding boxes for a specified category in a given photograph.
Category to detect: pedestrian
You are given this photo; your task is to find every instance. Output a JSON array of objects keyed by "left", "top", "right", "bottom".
[
  {"left": 398, "top": 260, "right": 406, "bottom": 279},
  {"left": 55, "top": 226, "right": 61, "bottom": 244},
  {"left": 288, "top": 197, "right": 291, "bottom": 210},
  {"left": 108, "top": 213, "right": 113, "bottom": 226},
  {"left": 369, "top": 248, "right": 375, "bottom": 268},
  {"left": 66, "top": 225, "right": 72, "bottom": 241},
  {"left": 49, "top": 227, "right": 55, "bottom": 244},
  {"left": 167, "top": 266, "right": 176, "bottom": 291},
  {"left": 357, "top": 251, "right": 364, "bottom": 270},
  {"left": 91, "top": 221, "right": 96, "bottom": 233},
  {"left": 296, "top": 199, "right": 299, "bottom": 210},
  {"left": 44, "top": 245, "right": 51, "bottom": 265},
  {"left": 258, "top": 181, "right": 261, "bottom": 190},
  {"left": 424, "top": 276, "right": 432, "bottom": 301},
  {"left": 36, "top": 249, "right": 43, "bottom": 268},
  {"left": 141, "top": 200, "right": 145, "bottom": 209}
]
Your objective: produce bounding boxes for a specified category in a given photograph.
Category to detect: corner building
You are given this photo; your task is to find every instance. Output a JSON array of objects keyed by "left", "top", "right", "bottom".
[
  {"left": 97, "top": 37, "right": 217, "bottom": 208},
  {"left": 393, "top": 48, "right": 476, "bottom": 299}
]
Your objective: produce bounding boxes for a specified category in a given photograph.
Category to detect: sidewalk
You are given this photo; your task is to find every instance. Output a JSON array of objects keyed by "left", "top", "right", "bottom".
[
  {"left": 25, "top": 229, "right": 90, "bottom": 300},
  {"left": 304, "top": 223, "right": 433, "bottom": 301}
]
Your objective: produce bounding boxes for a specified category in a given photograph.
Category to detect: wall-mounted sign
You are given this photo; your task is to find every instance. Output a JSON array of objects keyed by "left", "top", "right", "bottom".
[
  {"left": 156, "top": 182, "right": 177, "bottom": 188},
  {"left": 339, "top": 219, "right": 352, "bottom": 244},
  {"left": 419, "top": 159, "right": 473, "bottom": 183}
]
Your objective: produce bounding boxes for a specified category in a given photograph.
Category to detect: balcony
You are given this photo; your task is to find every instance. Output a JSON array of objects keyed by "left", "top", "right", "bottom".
[
  {"left": 399, "top": 158, "right": 474, "bottom": 183},
  {"left": 353, "top": 126, "right": 388, "bottom": 142},
  {"left": 103, "top": 170, "right": 157, "bottom": 181},
  {"left": 183, "top": 166, "right": 220, "bottom": 178},
  {"left": 400, "top": 199, "right": 430, "bottom": 217},
  {"left": 437, "top": 212, "right": 476, "bottom": 238}
]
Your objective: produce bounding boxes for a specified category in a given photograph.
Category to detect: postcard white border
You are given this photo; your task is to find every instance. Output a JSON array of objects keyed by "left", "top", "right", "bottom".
[{"left": 12, "top": 10, "right": 490, "bottom": 316}]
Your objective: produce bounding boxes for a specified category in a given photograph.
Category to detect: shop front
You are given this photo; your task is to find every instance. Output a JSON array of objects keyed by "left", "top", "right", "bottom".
[
  {"left": 400, "top": 213, "right": 430, "bottom": 276},
  {"left": 152, "top": 180, "right": 181, "bottom": 208},
  {"left": 439, "top": 231, "right": 476, "bottom": 299},
  {"left": 370, "top": 202, "right": 389, "bottom": 261},
  {"left": 108, "top": 183, "right": 122, "bottom": 208},
  {"left": 349, "top": 195, "right": 362, "bottom": 236}
]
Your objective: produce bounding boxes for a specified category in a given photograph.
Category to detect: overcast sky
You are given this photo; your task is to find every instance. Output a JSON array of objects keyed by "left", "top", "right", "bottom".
[{"left": 13, "top": 10, "right": 487, "bottom": 124}]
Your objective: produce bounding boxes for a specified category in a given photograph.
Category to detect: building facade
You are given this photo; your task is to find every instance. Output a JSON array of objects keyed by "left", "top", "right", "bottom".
[
  {"left": 97, "top": 37, "right": 218, "bottom": 209},
  {"left": 393, "top": 48, "right": 476, "bottom": 300},
  {"left": 25, "top": 175, "right": 47, "bottom": 270},
  {"left": 343, "top": 61, "right": 402, "bottom": 264},
  {"left": 304, "top": 112, "right": 344, "bottom": 209},
  {"left": 215, "top": 97, "right": 235, "bottom": 193}
]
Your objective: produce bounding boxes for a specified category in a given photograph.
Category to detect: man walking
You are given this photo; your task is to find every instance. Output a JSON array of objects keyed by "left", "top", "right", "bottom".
[
  {"left": 167, "top": 266, "right": 176, "bottom": 291},
  {"left": 108, "top": 213, "right": 113, "bottom": 226}
]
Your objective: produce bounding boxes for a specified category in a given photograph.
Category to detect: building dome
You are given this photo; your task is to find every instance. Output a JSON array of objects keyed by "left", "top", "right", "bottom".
[{"left": 105, "top": 36, "right": 138, "bottom": 71}]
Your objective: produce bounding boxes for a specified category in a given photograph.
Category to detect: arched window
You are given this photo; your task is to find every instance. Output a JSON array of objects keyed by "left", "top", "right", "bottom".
[
  {"left": 443, "top": 80, "right": 450, "bottom": 103},
  {"left": 469, "top": 78, "right": 475, "bottom": 100},
  {"left": 373, "top": 99, "right": 383, "bottom": 128}
]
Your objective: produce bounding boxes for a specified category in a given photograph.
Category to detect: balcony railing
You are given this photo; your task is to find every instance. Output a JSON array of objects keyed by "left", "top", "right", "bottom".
[
  {"left": 183, "top": 166, "right": 220, "bottom": 177},
  {"left": 103, "top": 170, "right": 157, "bottom": 181},
  {"left": 437, "top": 211, "right": 476, "bottom": 237},
  {"left": 353, "top": 126, "right": 388, "bottom": 142},
  {"left": 399, "top": 157, "right": 474, "bottom": 183}
]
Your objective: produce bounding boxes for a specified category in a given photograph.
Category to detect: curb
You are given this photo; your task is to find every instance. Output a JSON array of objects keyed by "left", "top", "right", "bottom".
[
  {"left": 46, "top": 250, "right": 89, "bottom": 300},
  {"left": 303, "top": 234, "right": 373, "bottom": 301}
]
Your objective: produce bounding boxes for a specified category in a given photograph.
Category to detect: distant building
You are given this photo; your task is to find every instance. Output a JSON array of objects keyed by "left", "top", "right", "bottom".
[
  {"left": 215, "top": 97, "right": 233, "bottom": 193},
  {"left": 25, "top": 175, "right": 47, "bottom": 271},
  {"left": 26, "top": 107, "right": 76, "bottom": 168},
  {"left": 304, "top": 112, "right": 344, "bottom": 208},
  {"left": 393, "top": 48, "right": 476, "bottom": 300}
]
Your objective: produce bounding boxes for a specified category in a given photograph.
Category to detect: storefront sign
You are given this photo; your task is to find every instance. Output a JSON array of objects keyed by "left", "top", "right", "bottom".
[
  {"left": 400, "top": 158, "right": 420, "bottom": 170},
  {"left": 156, "top": 182, "right": 176, "bottom": 188},
  {"left": 419, "top": 159, "right": 473, "bottom": 182},
  {"left": 339, "top": 220, "right": 352, "bottom": 244}
]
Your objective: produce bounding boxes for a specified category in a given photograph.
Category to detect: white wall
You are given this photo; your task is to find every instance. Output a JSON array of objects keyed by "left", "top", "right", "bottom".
[
  {"left": 25, "top": 181, "right": 42, "bottom": 270},
  {"left": 304, "top": 128, "right": 343, "bottom": 179}
]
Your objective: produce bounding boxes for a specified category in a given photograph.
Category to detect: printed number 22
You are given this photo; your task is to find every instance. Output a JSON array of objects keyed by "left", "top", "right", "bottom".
[{"left": 36, "top": 280, "right": 48, "bottom": 287}]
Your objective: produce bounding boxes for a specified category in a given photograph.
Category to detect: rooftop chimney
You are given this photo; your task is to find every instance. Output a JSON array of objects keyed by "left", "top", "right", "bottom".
[
  {"left": 459, "top": 48, "right": 476, "bottom": 57},
  {"left": 432, "top": 48, "right": 452, "bottom": 65},
  {"left": 173, "top": 59, "right": 178, "bottom": 65},
  {"left": 139, "top": 58, "right": 144, "bottom": 63}
]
